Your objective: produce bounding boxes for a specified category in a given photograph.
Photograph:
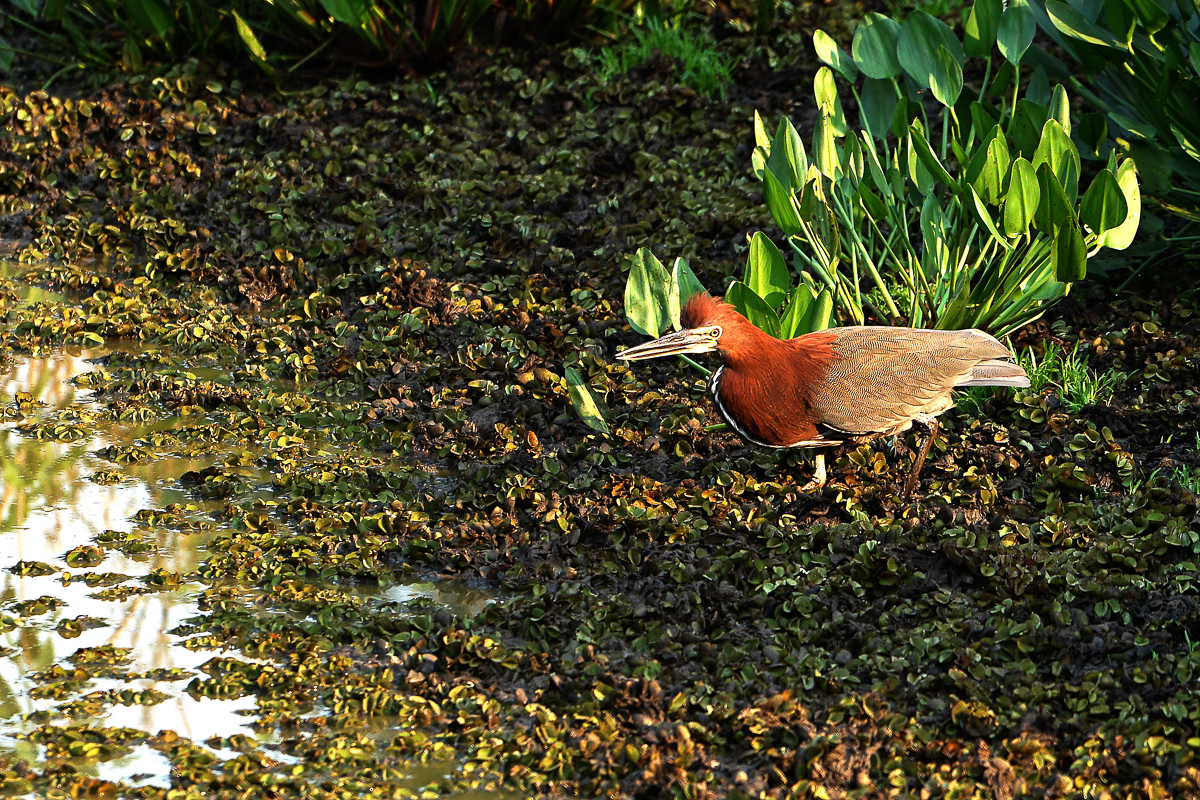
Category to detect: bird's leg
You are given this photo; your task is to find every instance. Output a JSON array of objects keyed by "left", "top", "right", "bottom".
[
  {"left": 798, "top": 452, "right": 827, "bottom": 493},
  {"left": 901, "top": 414, "right": 938, "bottom": 499}
]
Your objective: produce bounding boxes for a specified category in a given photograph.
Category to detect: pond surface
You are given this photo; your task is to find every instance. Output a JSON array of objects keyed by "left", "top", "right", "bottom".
[{"left": 0, "top": 335, "right": 494, "bottom": 791}]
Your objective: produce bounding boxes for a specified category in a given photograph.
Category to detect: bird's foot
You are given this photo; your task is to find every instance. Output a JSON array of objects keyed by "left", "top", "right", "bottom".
[{"left": 797, "top": 453, "right": 828, "bottom": 494}]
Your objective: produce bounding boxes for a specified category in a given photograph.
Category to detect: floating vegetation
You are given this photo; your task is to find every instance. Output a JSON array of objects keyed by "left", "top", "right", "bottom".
[{"left": 0, "top": 38, "right": 1198, "bottom": 800}]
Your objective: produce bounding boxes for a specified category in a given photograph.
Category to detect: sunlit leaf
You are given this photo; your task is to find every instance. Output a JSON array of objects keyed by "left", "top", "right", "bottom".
[
  {"left": 725, "top": 281, "right": 782, "bottom": 337},
  {"left": 813, "top": 29, "right": 858, "bottom": 81},
  {"left": 624, "top": 249, "right": 671, "bottom": 337},
  {"left": 997, "top": 0, "right": 1037, "bottom": 64},
  {"left": 565, "top": 368, "right": 610, "bottom": 435},
  {"left": 746, "top": 232, "right": 790, "bottom": 310},
  {"left": 1080, "top": 169, "right": 1128, "bottom": 235}
]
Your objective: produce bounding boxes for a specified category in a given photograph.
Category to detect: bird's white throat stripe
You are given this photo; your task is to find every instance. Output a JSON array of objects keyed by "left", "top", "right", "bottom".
[{"left": 708, "top": 366, "right": 831, "bottom": 449}]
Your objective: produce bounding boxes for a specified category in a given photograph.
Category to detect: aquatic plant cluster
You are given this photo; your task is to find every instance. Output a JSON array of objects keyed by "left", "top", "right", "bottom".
[{"left": 1, "top": 44, "right": 1200, "bottom": 799}]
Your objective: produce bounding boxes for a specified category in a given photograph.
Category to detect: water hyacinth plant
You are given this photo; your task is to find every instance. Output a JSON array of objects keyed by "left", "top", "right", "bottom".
[
  {"left": 750, "top": 0, "right": 1141, "bottom": 337},
  {"left": 1030, "top": 0, "right": 1200, "bottom": 217}
]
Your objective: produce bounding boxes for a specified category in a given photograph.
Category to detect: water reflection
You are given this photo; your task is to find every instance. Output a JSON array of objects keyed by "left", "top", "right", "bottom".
[{"left": 0, "top": 347, "right": 264, "bottom": 784}]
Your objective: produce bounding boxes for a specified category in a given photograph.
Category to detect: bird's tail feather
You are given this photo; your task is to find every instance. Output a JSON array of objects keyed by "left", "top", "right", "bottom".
[{"left": 959, "top": 359, "right": 1031, "bottom": 387}]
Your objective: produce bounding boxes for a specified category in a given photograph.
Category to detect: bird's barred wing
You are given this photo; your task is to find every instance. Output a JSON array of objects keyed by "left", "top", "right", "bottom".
[{"left": 809, "top": 327, "right": 1019, "bottom": 435}]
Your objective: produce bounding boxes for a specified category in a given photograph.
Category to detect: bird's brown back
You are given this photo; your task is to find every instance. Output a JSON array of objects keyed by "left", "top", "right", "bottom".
[{"left": 802, "top": 326, "right": 1019, "bottom": 435}]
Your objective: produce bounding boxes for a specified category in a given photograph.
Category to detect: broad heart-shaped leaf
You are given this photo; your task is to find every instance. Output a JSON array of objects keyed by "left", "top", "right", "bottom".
[
  {"left": 859, "top": 78, "right": 900, "bottom": 141},
  {"left": 998, "top": 0, "right": 1037, "bottom": 65},
  {"left": 1080, "top": 169, "right": 1128, "bottom": 236},
  {"left": 565, "top": 368, "right": 611, "bottom": 435},
  {"left": 668, "top": 258, "right": 707, "bottom": 331},
  {"left": 1003, "top": 157, "right": 1040, "bottom": 236},
  {"left": 726, "top": 281, "right": 782, "bottom": 338},
  {"left": 1096, "top": 158, "right": 1141, "bottom": 249},
  {"left": 1032, "top": 118, "right": 1081, "bottom": 201},
  {"left": 779, "top": 284, "right": 815, "bottom": 338},
  {"left": 625, "top": 249, "right": 672, "bottom": 337},
  {"left": 908, "top": 121, "right": 956, "bottom": 188},
  {"left": 1034, "top": 161, "right": 1074, "bottom": 234},
  {"left": 964, "top": 0, "right": 1003, "bottom": 57},
  {"left": 814, "top": 29, "right": 859, "bottom": 81},
  {"left": 1046, "top": 0, "right": 1124, "bottom": 48},
  {"left": 1052, "top": 219, "right": 1088, "bottom": 281},
  {"left": 852, "top": 13, "right": 903, "bottom": 79},
  {"left": 763, "top": 168, "right": 804, "bottom": 234},
  {"left": 746, "top": 232, "right": 791, "bottom": 310},
  {"left": 767, "top": 117, "right": 806, "bottom": 190},
  {"left": 929, "top": 44, "right": 964, "bottom": 107},
  {"left": 897, "top": 12, "right": 964, "bottom": 89}
]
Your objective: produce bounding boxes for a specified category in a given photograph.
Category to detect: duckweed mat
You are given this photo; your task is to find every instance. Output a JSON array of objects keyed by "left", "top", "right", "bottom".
[{"left": 2, "top": 40, "right": 1200, "bottom": 800}]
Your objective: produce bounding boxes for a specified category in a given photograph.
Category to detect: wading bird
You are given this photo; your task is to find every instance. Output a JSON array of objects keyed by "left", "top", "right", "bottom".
[{"left": 619, "top": 294, "right": 1030, "bottom": 498}]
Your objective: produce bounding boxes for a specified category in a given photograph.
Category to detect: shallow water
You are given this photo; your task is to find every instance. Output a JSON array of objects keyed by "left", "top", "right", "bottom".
[{"left": 0, "top": 341, "right": 494, "bottom": 790}]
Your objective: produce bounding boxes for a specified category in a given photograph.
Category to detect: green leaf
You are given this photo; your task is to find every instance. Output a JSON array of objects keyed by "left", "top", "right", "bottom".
[
  {"left": 0, "top": 37, "right": 13, "bottom": 73},
  {"left": 852, "top": 13, "right": 903, "bottom": 79},
  {"left": 746, "top": 232, "right": 791, "bottom": 310},
  {"left": 753, "top": 111, "right": 770, "bottom": 149},
  {"left": 804, "top": 288, "right": 835, "bottom": 332},
  {"left": 859, "top": 78, "right": 900, "bottom": 141},
  {"left": 768, "top": 118, "right": 805, "bottom": 190},
  {"left": 964, "top": 0, "right": 1003, "bottom": 57},
  {"left": 779, "top": 285, "right": 815, "bottom": 338},
  {"left": 125, "top": 0, "right": 173, "bottom": 40},
  {"left": 976, "top": 133, "right": 1012, "bottom": 205},
  {"left": 1032, "top": 118, "right": 1081, "bottom": 200},
  {"left": 1080, "top": 169, "right": 1128, "bottom": 236},
  {"left": 997, "top": 0, "right": 1037, "bottom": 64},
  {"left": 907, "top": 134, "right": 934, "bottom": 195},
  {"left": 763, "top": 168, "right": 804, "bottom": 234},
  {"left": 1011, "top": 99, "right": 1048, "bottom": 159},
  {"left": 565, "top": 368, "right": 611, "bottom": 435},
  {"left": 1191, "top": 42, "right": 1200, "bottom": 77},
  {"left": 624, "top": 249, "right": 672, "bottom": 337},
  {"left": 814, "top": 29, "right": 859, "bottom": 81},
  {"left": 233, "top": 11, "right": 268, "bottom": 62},
  {"left": 726, "top": 281, "right": 782, "bottom": 338},
  {"left": 814, "top": 68, "right": 849, "bottom": 136},
  {"left": 909, "top": 122, "right": 956, "bottom": 188},
  {"left": 1048, "top": 84, "right": 1070, "bottom": 136},
  {"left": 1045, "top": 0, "right": 1125, "bottom": 48},
  {"left": 1076, "top": 112, "right": 1107, "bottom": 158},
  {"left": 668, "top": 258, "right": 707, "bottom": 330},
  {"left": 319, "top": 0, "right": 372, "bottom": 26},
  {"left": 813, "top": 112, "right": 842, "bottom": 180},
  {"left": 858, "top": 184, "right": 889, "bottom": 219},
  {"left": 1034, "top": 161, "right": 1074, "bottom": 234},
  {"left": 1003, "top": 157, "right": 1040, "bottom": 236},
  {"left": 1052, "top": 220, "right": 1087, "bottom": 281},
  {"left": 1095, "top": 159, "right": 1141, "bottom": 250},
  {"left": 860, "top": 130, "right": 892, "bottom": 199},
  {"left": 968, "top": 185, "right": 1013, "bottom": 248},
  {"left": 897, "top": 12, "right": 964, "bottom": 89},
  {"left": 930, "top": 44, "right": 964, "bottom": 107}
]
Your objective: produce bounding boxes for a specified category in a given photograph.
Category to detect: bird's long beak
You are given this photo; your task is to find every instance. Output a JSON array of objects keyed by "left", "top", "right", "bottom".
[{"left": 618, "top": 328, "right": 718, "bottom": 361}]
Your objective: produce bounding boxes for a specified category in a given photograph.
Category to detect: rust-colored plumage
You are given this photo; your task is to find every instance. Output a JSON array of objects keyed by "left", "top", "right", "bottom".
[{"left": 620, "top": 294, "right": 1030, "bottom": 497}]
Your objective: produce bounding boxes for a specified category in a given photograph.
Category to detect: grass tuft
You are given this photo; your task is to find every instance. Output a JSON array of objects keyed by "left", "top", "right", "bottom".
[{"left": 594, "top": 22, "right": 733, "bottom": 98}]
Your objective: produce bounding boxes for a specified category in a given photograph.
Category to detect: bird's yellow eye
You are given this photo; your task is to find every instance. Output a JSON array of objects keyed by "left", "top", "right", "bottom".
[{"left": 707, "top": 326, "right": 722, "bottom": 339}]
